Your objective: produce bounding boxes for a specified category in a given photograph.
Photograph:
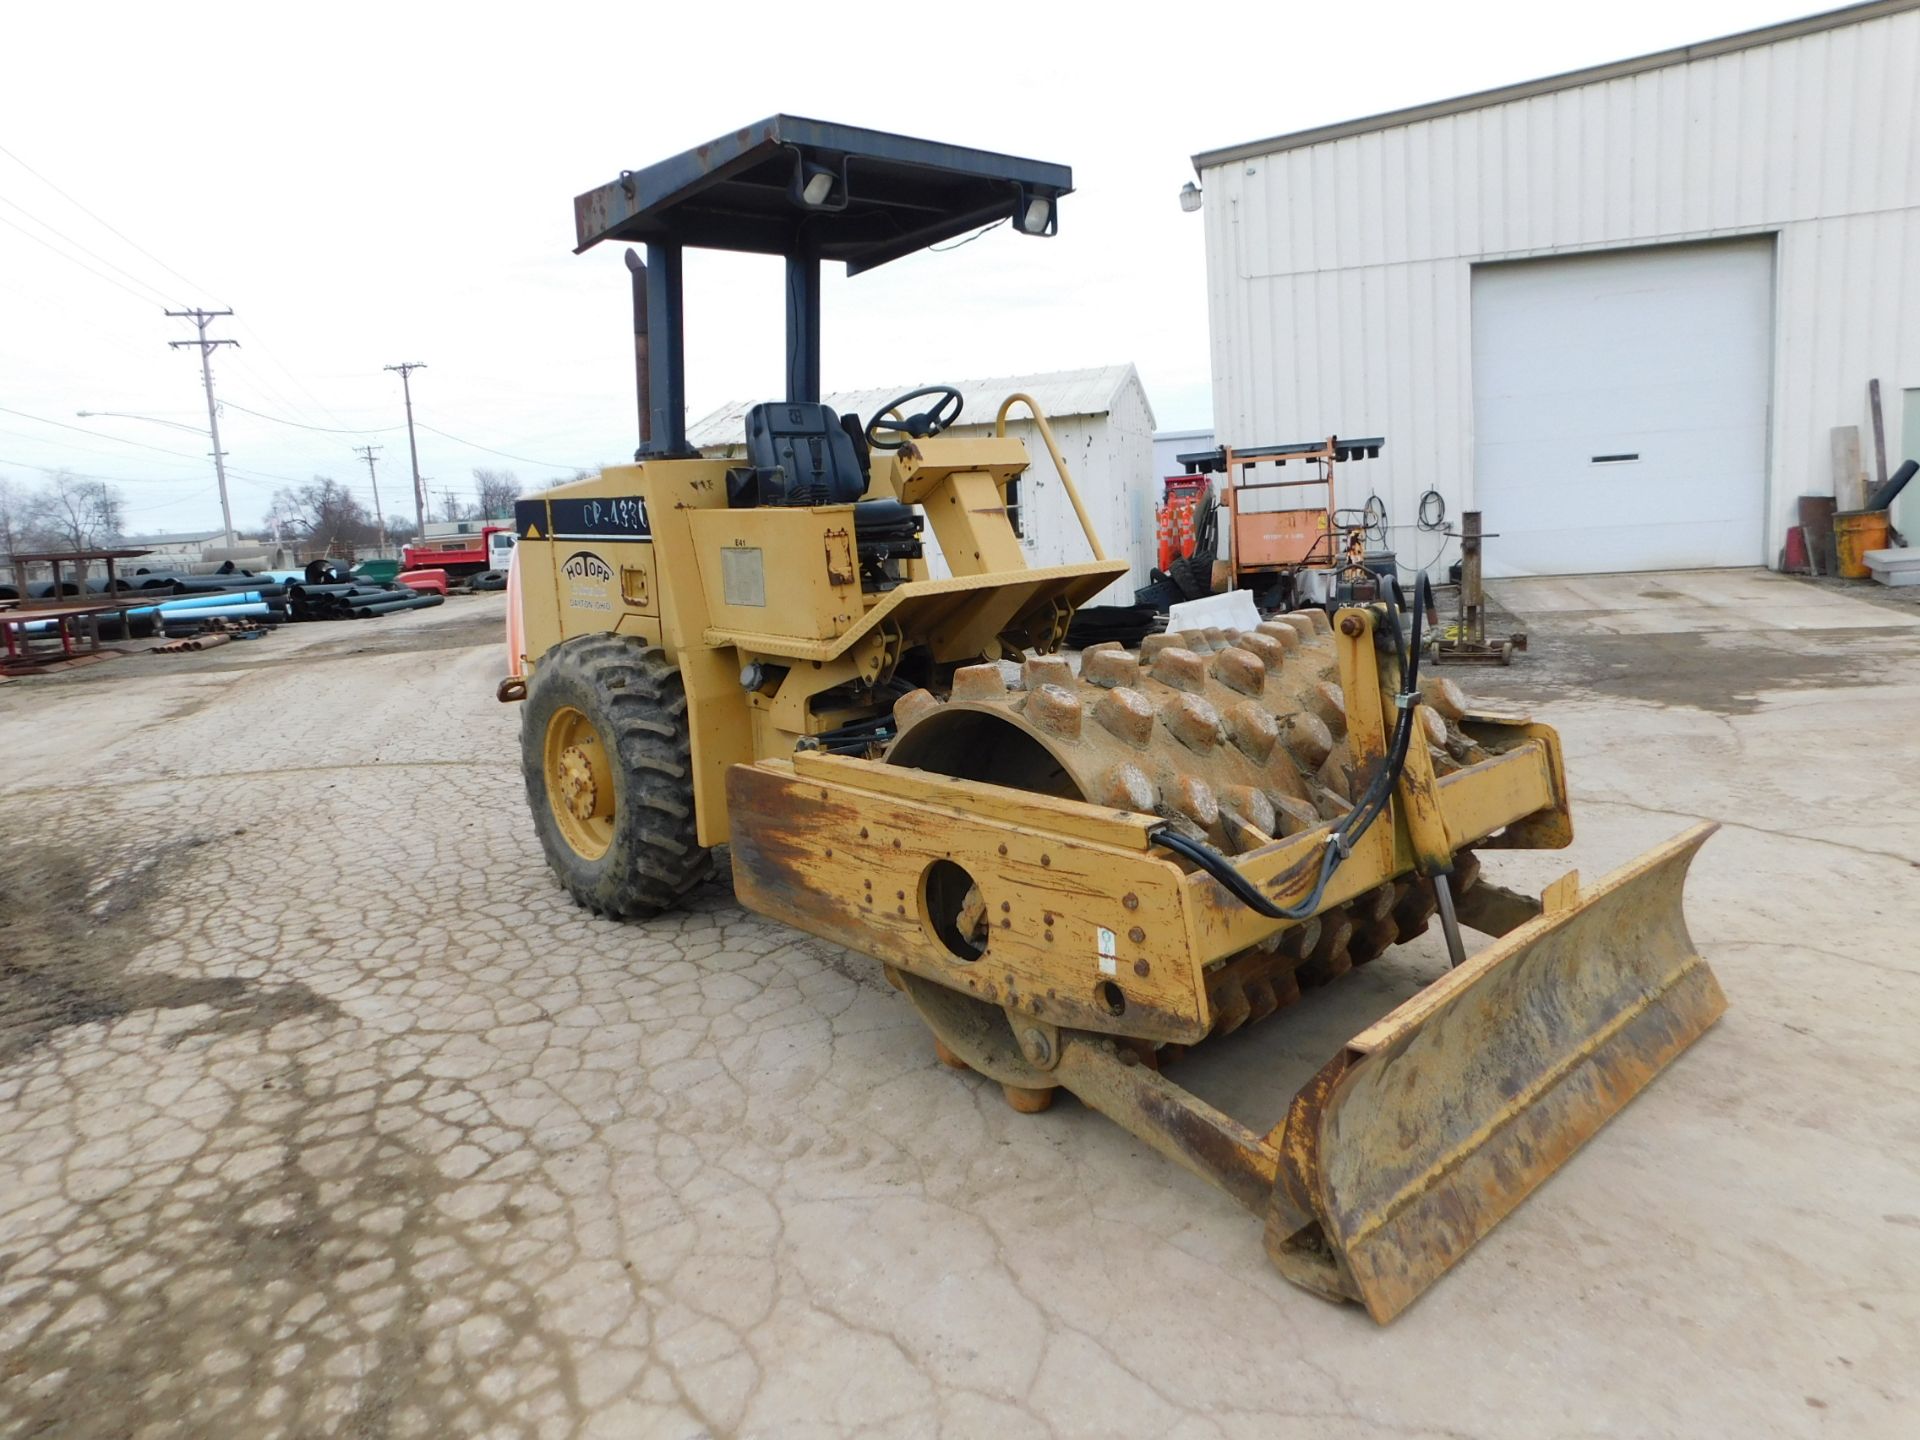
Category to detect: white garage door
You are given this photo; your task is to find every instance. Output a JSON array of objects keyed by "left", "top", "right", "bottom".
[{"left": 1472, "top": 239, "right": 1774, "bottom": 576}]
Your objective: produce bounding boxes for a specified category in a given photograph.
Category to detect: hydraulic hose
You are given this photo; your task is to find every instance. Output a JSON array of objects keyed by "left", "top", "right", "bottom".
[{"left": 1149, "top": 574, "right": 1433, "bottom": 921}]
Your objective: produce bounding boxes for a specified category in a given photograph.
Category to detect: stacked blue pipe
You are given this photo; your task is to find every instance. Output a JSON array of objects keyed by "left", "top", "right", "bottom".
[{"left": 17, "top": 593, "right": 277, "bottom": 634}]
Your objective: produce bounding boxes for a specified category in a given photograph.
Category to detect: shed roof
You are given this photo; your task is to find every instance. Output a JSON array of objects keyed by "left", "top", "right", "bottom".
[
  {"left": 686, "top": 364, "right": 1149, "bottom": 450},
  {"left": 1192, "top": 0, "right": 1917, "bottom": 171},
  {"left": 124, "top": 530, "right": 226, "bottom": 546}
]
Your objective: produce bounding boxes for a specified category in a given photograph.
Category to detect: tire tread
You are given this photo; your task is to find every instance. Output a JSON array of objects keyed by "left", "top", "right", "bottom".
[{"left": 521, "top": 636, "right": 712, "bottom": 919}]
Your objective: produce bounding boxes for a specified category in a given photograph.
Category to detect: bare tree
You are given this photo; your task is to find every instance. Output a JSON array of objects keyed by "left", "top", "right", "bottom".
[
  {"left": 472, "top": 468, "right": 521, "bottom": 520},
  {"left": 266, "top": 477, "right": 377, "bottom": 552},
  {"left": 0, "top": 475, "right": 27, "bottom": 587},
  {"left": 24, "top": 471, "right": 125, "bottom": 551},
  {"left": 438, "top": 490, "right": 471, "bottom": 525},
  {"left": 385, "top": 514, "right": 419, "bottom": 546},
  {"left": 0, "top": 475, "right": 26, "bottom": 559}
]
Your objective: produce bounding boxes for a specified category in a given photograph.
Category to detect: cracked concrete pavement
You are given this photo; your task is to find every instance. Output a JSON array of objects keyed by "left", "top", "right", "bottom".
[{"left": 1, "top": 573, "right": 1916, "bottom": 1438}]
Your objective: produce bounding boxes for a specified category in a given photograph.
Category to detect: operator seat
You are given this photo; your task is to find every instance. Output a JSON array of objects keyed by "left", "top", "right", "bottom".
[
  {"left": 743, "top": 402, "right": 867, "bottom": 506},
  {"left": 734, "top": 402, "right": 917, "bottom": 536}
]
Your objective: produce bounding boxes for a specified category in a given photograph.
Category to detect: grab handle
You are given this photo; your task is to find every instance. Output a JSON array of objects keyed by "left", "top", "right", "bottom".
[{"left": 995, "top": 392, "right": 1106, "bottom": 561}]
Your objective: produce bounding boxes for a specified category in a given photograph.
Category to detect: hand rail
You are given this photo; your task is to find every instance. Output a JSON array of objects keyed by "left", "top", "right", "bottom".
[{"left": 995, "top": 392, "right": 1107, "bottom": 562}]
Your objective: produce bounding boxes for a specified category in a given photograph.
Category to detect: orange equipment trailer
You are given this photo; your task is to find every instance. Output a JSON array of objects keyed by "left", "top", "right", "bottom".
[{"left": 1177, "top": 435, "right": 1383, "bottom": 599}]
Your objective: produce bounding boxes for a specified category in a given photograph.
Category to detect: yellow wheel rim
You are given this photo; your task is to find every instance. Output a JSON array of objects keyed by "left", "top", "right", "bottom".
[{"left": 543, "top": 705, "right": 615, "bottom": 861}]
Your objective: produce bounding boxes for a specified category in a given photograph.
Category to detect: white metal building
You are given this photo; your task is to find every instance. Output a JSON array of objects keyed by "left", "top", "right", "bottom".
[
  {"left": 1193, "top": 0, "right": 1920, "bottom": 577},
  {"left": 1153, "top": 428, "right": 1216, "bottom": 485},
  {"left": 688, "top": 365, "right": 1158, "bottom": 603}
]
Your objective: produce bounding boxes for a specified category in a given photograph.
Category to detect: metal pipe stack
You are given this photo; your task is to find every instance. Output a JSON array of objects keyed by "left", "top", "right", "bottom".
[{"left": 288, "top": 582, "right": 445, "bottom": 621}]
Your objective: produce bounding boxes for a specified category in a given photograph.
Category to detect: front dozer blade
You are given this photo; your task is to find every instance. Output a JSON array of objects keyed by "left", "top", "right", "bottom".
[{"left": 1267, "top": 822, "right": 1725, "bottom": 1323}]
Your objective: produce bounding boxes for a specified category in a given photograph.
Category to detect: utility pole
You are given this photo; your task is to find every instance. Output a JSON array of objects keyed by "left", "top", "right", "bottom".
[
  {"left": 166, "top": 308, "right": 239, "bottom": 552},
  {"left": 354, "top": 444, "right": 387, "bottom": 554},
  {"left": 439, "top": 487, "right": 463, "bottom": 525},
  {"left": 385, "top": 362, "right": 427, "bottom": 537}
]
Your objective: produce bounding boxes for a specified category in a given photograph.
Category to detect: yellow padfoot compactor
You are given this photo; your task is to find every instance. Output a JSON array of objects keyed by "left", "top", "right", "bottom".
[{"left": 510, "top": 117, "right": 1726, "bottom": 1322}]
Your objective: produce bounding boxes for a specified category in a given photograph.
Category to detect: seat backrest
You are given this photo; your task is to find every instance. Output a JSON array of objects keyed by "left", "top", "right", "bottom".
[{"left": 743, "top": 402, "right": 868, "bottom": 506}]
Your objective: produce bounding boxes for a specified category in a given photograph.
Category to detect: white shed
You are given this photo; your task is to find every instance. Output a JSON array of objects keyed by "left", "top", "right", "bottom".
[
  {"left": 1191, "top": 0, "right": 1920, "bottom": 577},
  {"left": 687, "top": 365, "right": 1158, "bottom": 603}
]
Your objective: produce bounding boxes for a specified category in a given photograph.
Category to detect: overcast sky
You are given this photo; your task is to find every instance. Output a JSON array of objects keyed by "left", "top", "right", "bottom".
[{"left": 2, "top": 0, "right": 1814, "bottom": 535}]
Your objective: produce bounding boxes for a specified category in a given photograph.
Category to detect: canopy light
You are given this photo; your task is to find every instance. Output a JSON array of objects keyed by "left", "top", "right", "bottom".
[{"left": 1015, "top": 193, "right": 1055, "bottom": 236}]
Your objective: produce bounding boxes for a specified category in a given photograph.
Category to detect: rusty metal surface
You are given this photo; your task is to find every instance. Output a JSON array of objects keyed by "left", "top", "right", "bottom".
[
  {"left": 1, "top": 603, "right": 124, "bottom": 672},
  {"left": 1055, "top": 1036, "right": 1289, "bottom": 1220},
  {"left": 1448, "top": 864, "right": 1544, "bottom": 936},
  {"left": 726, "top": 758, "right": 1211, "bottom": 1043},
  {"left": 1269, "top": 823, "right": 1725, "bottom": 1322},
  {"left": 5, "top": 548, "right": 152, "bottom": 563},
  {"left": 1, "top": 601, "right": 128, "bottom": 624},
  {"left": 778, "top": 735, "right": 1724, "bottom": 1321},
  {"left": 150, "top": 634, "right": 232, "bottom": 654},
  {"left": 724, "top": 590, "right": 1716, "bottom": 1324},
  {"left": 881, "top": 609, "right": 1530, "bottom": 990},
  {"left": 1432, "top": 512, "right": 1528, "bottom": 665}
]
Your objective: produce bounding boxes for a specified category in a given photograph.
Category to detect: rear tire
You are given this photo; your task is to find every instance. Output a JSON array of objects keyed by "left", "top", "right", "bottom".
[
  {"left": 1132, "top": 576, "right": 1184, "bottom": 611},
  {"left": 521, "top": 634, "right": 711, "bottom": 918},
  {"left": 1170, "top": 553, "right": 1214, "bottom": 600}
]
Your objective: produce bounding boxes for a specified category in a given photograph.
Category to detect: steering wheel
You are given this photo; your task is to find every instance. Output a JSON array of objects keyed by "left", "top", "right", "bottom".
[{"left": 865, "top": 386, "right": 964, "bottom": 450}]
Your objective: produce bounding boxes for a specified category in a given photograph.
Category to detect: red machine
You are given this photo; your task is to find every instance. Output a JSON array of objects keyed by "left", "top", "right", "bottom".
[
  {"left": 1176, "top": 434, "right": 1385, "bottom": 589},
  {"left": 401, "top": 524, "right": 515, "bottom": 580},
  {"left": 1154, "top": 475, "right": 1213, "bottom": 571}
]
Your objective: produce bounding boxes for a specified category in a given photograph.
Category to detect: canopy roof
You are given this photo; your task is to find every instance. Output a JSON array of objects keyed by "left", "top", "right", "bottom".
[{"left": 574, "top": 115, "right": 1072, "bottom": 274}]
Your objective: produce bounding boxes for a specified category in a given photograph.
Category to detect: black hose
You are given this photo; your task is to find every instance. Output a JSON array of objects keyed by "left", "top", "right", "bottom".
[
  {"left": 1149, "top": 573, "right": 1433, "bottom": 920},
  {"left": 1865, "top": 458, "right": 1916, "bottom": 513},
  {"left": 1192, "top": 493, "right": 1219, "bottom": 564}
]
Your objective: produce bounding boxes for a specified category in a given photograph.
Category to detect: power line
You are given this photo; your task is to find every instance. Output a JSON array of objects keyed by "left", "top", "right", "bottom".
[
  {"left": 222, "top": 350, "right": 333, "bottom": 432},
  {"left": 0, "top": 190, "right": 181, "bottom": 307},
  {"left": 123, "top": 488, "right": 220, "bottom": 515},
  {"left": 167, "top": 308, "right": 240, "bottom": 551},
  {"left": 229, "top": 398, "right": 579, "bottom": 470},
  {"left": 0, "top": 148, "right": 399, "bottom": 459},
  {"left": 218, "top": 330, "right": 360, "bottom": 433},
  {"left": 0, "top": 456, "right": 340, "bottom": 532},
  {"left": 415, "top": 422, "right": 584, "bottom": 470},
  {"left": 0, "top": 424, "right": 213, "bottom": 474},
  {"left": 0, "top": 404, "right": 217, "bottom": 463},
  {"left": 0, "top": 404, "right": 354, "bottom": 493},
  {"left": 219, "top": 399, "right": 396, "bottom": 434},
  {"left": 235, "top": 317, "right": 355, "bottom": 429},
  {"left": 0, "top": 147, "right": 363, "bottom": 437},
  {"left": 0, "top": 454, "right": 192, "bottom": 486},
  {"left": 0, "top": 209, "right": 171, "bottom": 310},
  {"left": 0, "top": 141, "right": 220, "bottom": 302}
]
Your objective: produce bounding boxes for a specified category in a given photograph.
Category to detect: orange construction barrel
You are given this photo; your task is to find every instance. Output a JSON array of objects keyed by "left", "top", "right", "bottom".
[{"left": 1834, "top": 509, "right": 1891, "bottom": 579}]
